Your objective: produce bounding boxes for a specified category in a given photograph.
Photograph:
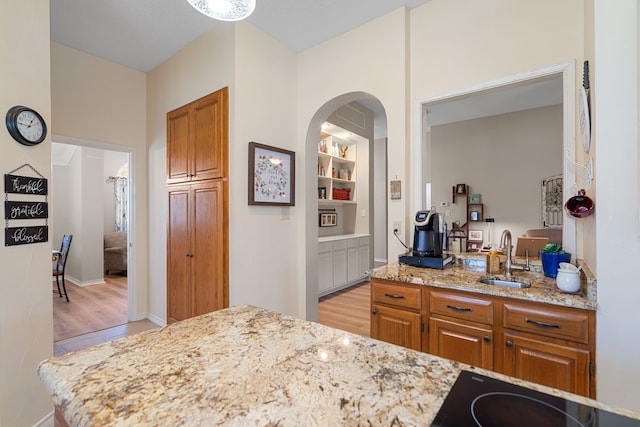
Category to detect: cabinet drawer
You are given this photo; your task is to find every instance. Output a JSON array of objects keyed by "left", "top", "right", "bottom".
[
  {"left": 503, "top": 303, "right": 590, "bottom": 343},
  {"left": 332, "top": 240, "right": 347, "bottom": 250},
  {"left": 372, "top": 283, "right": 421, "bottom": 310},
  {"left": 318, "top": 241, "right": 333, "bottom": 253},
  {"left": 347, "top": 238, "right": 360, "bottom": 248},
  {"left": 430, "top": 291, "right": 494, "bottom": 325}
]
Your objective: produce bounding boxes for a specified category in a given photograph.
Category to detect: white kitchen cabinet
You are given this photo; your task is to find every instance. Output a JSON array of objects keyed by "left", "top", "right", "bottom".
[
  {"left": 318, "top": 242, "right": 334, "bottom": 293},
  {"left": 333, "top": 240, "right": 348, "bottom": 288},
  {"left": 318, "top": 235, "right": 370, "bottom": 297}
]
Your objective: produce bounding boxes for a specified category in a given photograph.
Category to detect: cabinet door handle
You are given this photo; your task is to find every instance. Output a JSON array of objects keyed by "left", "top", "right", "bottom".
[
  {"left": 371, "top": 309, "right": 377, "bottom": 315},
  {"left": 384, "top": 293, "right": 405, "bottom": 300},
  {"left": 525, "top": 318, "right": 560, "bottom": 329},
  {"left": 446, "top": 304, "right": 473, "bottom": 312},
  {"left": 505, "top": 340, "right": 513, "bottom": 348},
  {"left": 186, "top": 253, "right": 194, "bottom": 258},
  {"left": 483, "top": 336, "right": 491, "bottom": 342}
]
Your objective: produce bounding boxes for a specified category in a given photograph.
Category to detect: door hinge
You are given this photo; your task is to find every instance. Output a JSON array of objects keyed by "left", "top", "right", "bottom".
[
  {"left": 421, "top": 322, "right": 424, "bottom": 333},
  {"left": 589, "top": 361, "right": 594, "bottom": 377}
]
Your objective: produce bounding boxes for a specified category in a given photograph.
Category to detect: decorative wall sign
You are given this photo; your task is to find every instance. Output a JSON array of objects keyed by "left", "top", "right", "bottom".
[
  {"left": 5, "top": 226, "right": 48, "bottom": 246},
  {"left": 248, "top": 142, "right": 295, "bottom": 206},
  {"left": 4, "top": 164, "right": 48, "bottom": 246},
  {"left": 4, "top": 201, "right": 48, "bottom": 219},
  {"left": 4, "top": 173, "right": 48, "bottom": 195}
]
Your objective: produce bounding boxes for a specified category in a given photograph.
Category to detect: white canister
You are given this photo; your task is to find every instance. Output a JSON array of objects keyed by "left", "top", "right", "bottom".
[{"left": 556, "top": 269, "right": 581, "bottom": 293}]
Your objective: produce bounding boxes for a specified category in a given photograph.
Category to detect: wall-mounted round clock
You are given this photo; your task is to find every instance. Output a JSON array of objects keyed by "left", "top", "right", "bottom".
[{"left": 5, "top": 105, "right": 47, "bottom": 146}]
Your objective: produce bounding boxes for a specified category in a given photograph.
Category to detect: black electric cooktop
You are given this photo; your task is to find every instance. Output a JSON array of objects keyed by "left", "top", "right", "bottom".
[{"left": 432, "top": 371, "right": 640, "bottom": 427}]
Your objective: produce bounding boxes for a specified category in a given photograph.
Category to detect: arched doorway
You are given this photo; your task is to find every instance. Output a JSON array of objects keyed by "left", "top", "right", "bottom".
[{"left": 303, "top": 92, "right": 388, "bottom": 324}]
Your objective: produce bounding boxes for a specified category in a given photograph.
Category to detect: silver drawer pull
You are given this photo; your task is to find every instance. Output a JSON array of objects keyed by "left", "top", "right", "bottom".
[
  {"left": 525, "top": 318, "right": 560, "bottom": 328},
  {"left": 384, "top": 293, "right": 405, "bottom": 299},
  {"left": 446, "top": 304, "right": 473, "bottom": 312}
]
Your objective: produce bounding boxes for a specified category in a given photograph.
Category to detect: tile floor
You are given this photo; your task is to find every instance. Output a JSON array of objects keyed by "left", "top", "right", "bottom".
[{"left": 54, "top": 319, "right": 161, "bottom": 356}]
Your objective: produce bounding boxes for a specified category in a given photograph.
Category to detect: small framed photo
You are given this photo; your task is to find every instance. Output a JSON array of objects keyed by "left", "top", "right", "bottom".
[
  {"left": 469, "top": 193, "right": 481, "bottom": 204},
  {"left": 456, "top": 184, "right": 467, "bottom": 194},
  {"left": 468, "top": 230, "right": 483, "bottom": 242},
  {"left": 470, "top": 211, "right": 479, "bottom": 221},
  {"left": 319, "top": 212, "right": 337, "bottom": 227},
  {"left": 249, "top": 142, "right": 295, "bottom": 206},
  {"left": 318, "top": 187, "right": 327, "bottom": 199}
]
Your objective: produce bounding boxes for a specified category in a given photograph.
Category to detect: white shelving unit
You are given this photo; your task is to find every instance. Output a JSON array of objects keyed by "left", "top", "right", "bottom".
[{"left": 317, "top": 134, "right": 356, "bottom": 203}]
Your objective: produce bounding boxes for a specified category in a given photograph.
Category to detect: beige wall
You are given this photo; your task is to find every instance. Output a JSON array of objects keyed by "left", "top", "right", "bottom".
[
  {"left": 593, "top": 0, "right": 640, "bottom": 412},
  {"left": 298, "top": 8, "right": 409, "bottom": 317},
  {"left": 3, "top": 1, "right": 639, "bottom": 423},
  {"left": 146, "top": 24, "right": 236, "bottom": 322},
  {"left": 430, "top": 105, "right": 563, "bottom": 246},
  {"left": 50, "top": 42, "right": 149, "bottom": 320},
  {"left": 0, "top": 1, "right": 53, "bottom": 424}
]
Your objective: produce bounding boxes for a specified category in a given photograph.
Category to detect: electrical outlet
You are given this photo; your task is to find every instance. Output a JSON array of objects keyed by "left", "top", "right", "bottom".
[
  {"left": 440, "top": 201, "right": 449, "bottom": 207},
  {"left": 393, "top": 222, "right": 401, "bottom": 233}
]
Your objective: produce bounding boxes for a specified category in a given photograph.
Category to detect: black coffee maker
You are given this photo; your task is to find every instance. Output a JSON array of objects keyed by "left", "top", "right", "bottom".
[
  {"left": 399, "top": 209, "right": 453, "bottom": 269},
  {"left": 412, "top": 210, "right": 443, "bottom": 257}
]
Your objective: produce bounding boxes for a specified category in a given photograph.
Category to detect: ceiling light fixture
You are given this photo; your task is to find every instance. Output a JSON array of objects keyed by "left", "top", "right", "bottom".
[{"left": 186, "top": 0, "right": 256, "bottom": 22}]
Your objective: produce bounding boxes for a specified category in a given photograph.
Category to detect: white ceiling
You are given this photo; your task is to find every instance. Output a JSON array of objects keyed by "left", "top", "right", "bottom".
[
  {"left": 49, "top": 0, "right": 563, "bottom": 137},
  {"left": 50, "top": 0, "right": 429, "bottom": 73}
]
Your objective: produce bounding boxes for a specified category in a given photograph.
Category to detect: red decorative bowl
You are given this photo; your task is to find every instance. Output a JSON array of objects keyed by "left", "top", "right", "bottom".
[{"left": 565, "top": 189, "right": 594, "bottom": 218}]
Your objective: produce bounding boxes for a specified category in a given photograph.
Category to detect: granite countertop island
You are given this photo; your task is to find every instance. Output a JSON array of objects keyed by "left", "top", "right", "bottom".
[
  {"left": 38, "top": 304, "right": 637, "bottom": 426},
  {"left": 371, "top": 257, "right": 598, "bottom": 311}
]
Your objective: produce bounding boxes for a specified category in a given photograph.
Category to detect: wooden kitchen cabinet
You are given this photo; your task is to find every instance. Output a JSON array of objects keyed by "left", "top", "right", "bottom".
[
  {"left": 501, "top": 333, "right": 590, "bottom": 396},
  {"left": 370, "top": 280, "right": 426, "bottom": 352},
  {"left": 498, "top": 301, "right": 594, "bottom": 397},
  {"left": 429, "top": 290, "right": 494, "bottom": 370},
  {"left": 167, "top": 87, "right": 229, "bottom": 324},
  {"left": 167, "top": 87, "right": 228, "bottom": 184},
  {"left": 167, "top": 180, "right": 228, "bottom": 323},
  {"left": 370, "top": 278, "right": 596, "bottom": 398},
  {"left": 371, "top": 304, "right": 422, "bottom": 351}
]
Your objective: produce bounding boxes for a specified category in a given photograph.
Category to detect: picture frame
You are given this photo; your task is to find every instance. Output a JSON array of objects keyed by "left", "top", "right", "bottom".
[
  {"left": 248, "top": 142, "right": 295, "bottom": 206},
  {"left": 469, "top": 193, "right": 481, "bottom": 204},
  {"left": 470, "top": 211, "right": 479, "bottom": 221},
  {"left": 468, "top": 230, "right": 483, "bottom": 242},
  {"left": 318, "top": 187, "right": 327, "bottom": 199},
  {"left": 456, "top": 183, "right": 467, "bottom": 194},
  {"left": 319, "top": 212, "right": 337, "bottom": 227}
]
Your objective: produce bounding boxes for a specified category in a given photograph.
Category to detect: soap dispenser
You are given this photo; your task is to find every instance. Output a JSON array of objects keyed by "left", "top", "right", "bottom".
[{"left": 486, "top": 246, "right": 500, "bottom": 275}]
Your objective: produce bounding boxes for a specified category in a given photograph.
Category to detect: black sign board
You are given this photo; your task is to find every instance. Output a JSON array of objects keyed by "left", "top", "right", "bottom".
[
  {"left": 4, "top": 174, "right": 48, "bottom": 195},
  {"left": 4, "top": 201, "right": 48, "bottom": 220},
  {"left": 5, "top": 226, "right": 48, "bottom": 246}
]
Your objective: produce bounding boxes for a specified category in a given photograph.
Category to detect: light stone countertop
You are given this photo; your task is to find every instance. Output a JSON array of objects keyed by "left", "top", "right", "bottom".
[
  {"left": 38, "top": 304, "right": 640, "bottom": 426},
  {"left": 38, "top": 305, "right": 638, "bottom": 426},
  {"left": 371, "top": 258, "right": 597, "bottom": 311}
]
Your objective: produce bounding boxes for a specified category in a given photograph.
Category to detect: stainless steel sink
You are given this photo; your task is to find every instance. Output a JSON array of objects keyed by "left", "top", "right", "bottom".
[{"left": 479, "top": 275, "right": 531, "bottom": 288}]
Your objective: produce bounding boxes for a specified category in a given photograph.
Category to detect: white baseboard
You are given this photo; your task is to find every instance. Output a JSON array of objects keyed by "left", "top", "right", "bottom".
[
  {"left": 145, "top": 312, "right": 166, "bottom": 327},
  {"left": 33, "top": 410, "right": 54, "bottom": 427},
  {"left": 53, "top": 275, "right": 106, "bottom": 287}
]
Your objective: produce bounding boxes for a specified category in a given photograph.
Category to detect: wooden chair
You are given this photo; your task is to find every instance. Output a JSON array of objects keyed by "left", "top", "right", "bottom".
[{"left": 52, "top": 235, "right": 73, "bottom": 302}]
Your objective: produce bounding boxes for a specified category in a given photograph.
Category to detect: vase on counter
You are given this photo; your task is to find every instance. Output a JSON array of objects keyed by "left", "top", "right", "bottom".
[{"left": 541, "top": 252, "right": 571, "bottom": 278}]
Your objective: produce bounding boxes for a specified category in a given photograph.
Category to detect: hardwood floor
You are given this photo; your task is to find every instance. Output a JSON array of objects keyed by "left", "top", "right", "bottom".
[
  {"left": 52, "top": 274, "right": 128, "bottom": 342},
  {"left": 319, "top": 281, "right": 371, "bottom": 337}
]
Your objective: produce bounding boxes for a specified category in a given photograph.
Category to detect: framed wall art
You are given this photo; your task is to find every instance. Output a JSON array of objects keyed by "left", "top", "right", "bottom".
[
  {"left": 248, "top": 142, "right": 295, "bottom": 206},
  {"left": 319, "top": 212, "right": 337, "bottom": 227}
]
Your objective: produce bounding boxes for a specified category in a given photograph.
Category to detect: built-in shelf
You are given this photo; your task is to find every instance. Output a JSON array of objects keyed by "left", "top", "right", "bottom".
[{"left": 317, "top": 134, "right": 357, "bottom": 202}]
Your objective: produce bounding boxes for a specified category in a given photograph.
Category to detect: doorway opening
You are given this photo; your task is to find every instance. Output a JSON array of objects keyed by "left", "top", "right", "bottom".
[
  {"left": 416, "top": 62, "right": 577, "bottom": 257},
  {"left": 304, "top": 92, "right": 388, "bottom": 328},
  {"left": 51, "top": 140, "right": 136, "bottom": 346}
]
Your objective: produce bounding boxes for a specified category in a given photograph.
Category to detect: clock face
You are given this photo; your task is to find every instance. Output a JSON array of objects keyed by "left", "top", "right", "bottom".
[
  {"left": 5, "top": 105, "right": 47, "bottom": 146},
  {"left": 17, "top": 110, "right": 45, "bottom": 143}
]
